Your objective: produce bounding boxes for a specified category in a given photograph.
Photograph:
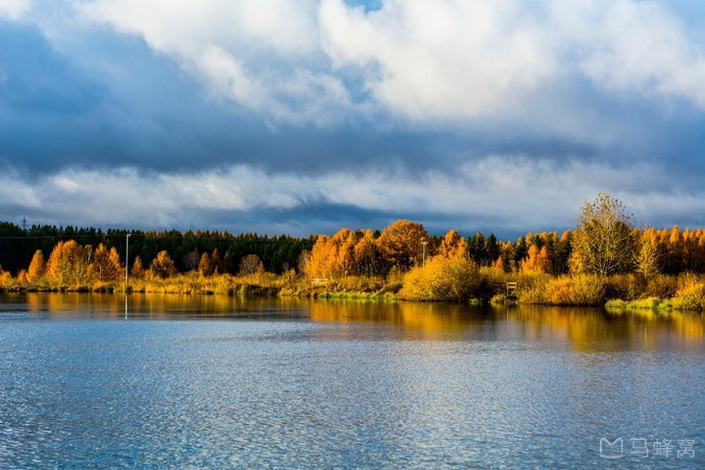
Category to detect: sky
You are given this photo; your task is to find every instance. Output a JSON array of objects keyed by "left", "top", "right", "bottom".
[{"left": 1, "top": 0, "right": 705, "bottom": 238}]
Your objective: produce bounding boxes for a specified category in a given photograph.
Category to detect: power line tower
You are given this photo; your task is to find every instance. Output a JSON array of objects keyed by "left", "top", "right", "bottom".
[{"left": 22, "top": 217, "right": 27, "bottom": 232}]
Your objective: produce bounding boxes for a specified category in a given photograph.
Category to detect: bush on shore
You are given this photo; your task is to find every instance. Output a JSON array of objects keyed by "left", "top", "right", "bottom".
[{"left": 397, "top": 256, "right": 481, "bottom": 302}]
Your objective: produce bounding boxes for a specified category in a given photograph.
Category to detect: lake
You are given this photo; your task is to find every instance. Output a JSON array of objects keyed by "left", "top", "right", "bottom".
[{"left": 0, "top": 292, "right": 703, "bottom": 468}]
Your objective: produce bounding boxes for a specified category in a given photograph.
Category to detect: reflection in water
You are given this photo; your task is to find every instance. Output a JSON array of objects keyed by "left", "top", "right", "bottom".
[
  {"left": 0, "top": 293, "right": 703, "bottom": 468},
  {"left": 308, "top": 299, "right": 705, "bottom": 352},
  {"left": 1, "top": 292, "right": 703, "bottom": 351}
]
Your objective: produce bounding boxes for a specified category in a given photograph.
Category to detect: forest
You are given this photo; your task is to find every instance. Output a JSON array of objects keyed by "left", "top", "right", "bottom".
[{"left": 1, "top": 194, "right": 704, "bottom": 311}]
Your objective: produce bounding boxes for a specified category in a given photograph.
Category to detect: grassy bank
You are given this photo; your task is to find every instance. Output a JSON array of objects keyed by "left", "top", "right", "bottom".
[
  {"left": 516, "top": 273, "right": 705, "bottom": 312},
  {"left": 2, "top": 269, "right": 704, "bottom": 312},
  {"left": 0, "top": 273, "right": 401, "bottom": 300}
]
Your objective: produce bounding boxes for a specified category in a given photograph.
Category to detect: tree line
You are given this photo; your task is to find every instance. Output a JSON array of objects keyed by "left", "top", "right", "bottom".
[
  {"left": 2, "top": 194, "right": 705, "bottom": 287},
  {"left": 0, "top": 223, "right": 313, "bottom": 280}
]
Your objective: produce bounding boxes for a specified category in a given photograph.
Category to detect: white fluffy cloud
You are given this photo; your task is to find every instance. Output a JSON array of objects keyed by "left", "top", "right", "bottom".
[
  {"left": 0, "top": 0, "right": 31, "bottom": 19},
  {"left": 69, "top": 0, "right": 705, "bottom": 124},
  {"left": 553, "top": 1, "right": 705, "bottom": 107},
  {"left": 78, "top": 0, "right": 355, "bottom": 124},
  {"left": 2, "top": 159, "right": 703, "bottom": 234},
  {"left": 320, "top": 0, "right": 559, "bottom": 120}
]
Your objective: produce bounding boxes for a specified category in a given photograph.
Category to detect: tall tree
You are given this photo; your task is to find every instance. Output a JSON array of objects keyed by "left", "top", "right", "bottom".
[
  {"left": 520, "top": 245, "right": 552, "bottom": 274},
  {"left": 467, "top": 231, "right": 486, "bottom": 265},
  {"left": 131, "top": 256, "right": 146, "bottom": 279},
  {"left": 46, "top": 240, "right": 93, "bottom": 286},
  {"left": 636, "top": 232, "right": 660, "bottom": 277},
  {"left": 198, "top": 252, "right": 214, "bottom": 276},
  {"left": 150, "top": 251, "right": 177, "bottom": 279},
  {"left": 239, "top": 254, "right": 265, "bottom": 276},
  {"left": 92, "top": 243, "right": 122, "bottom": 283},
  {"left": 438, "top": 230, "right": 468, "bottom": 260},
  {"left": 376, "top": 220, "right": 429, "bottom": 272},
  {"left": 27, "top": 250, "right": 46, "bottom": 284},
  {"left": 569, "top": 193, "right": 638, "bottom": 275}
]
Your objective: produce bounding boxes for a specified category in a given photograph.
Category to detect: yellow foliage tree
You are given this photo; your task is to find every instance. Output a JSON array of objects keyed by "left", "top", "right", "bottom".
[
  {"left": 438, "top": 230, "right": 468, "bottom": 259},
  {"left": 46, "top": 240, "right": 93, "bottom": 286},
  {"left": 131, "top": 256, "right": 146, "bottom": 279},
  {"left": 636, "top": 232, "right": 660, "bottom": 277},
  {"left": 150, "top": 251, "right": 177, "bottom": 279},
  {"left": 27, "top": 249, "right": 46, "bottom": 284}
]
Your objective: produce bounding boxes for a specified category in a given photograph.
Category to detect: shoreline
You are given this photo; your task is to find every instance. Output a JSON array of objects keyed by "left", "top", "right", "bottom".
[{"left": 1, "top": 284, "right": 703, "bottom": 313}]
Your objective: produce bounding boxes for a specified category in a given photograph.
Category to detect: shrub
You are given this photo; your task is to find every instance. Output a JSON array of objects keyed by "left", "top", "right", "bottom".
[
  {"left": 398, "top": 256, "right": 480, "bottom": 301},
  {"left": 606, "top": 274, "right": 644, "bottom": 301},
  {"left": 538, "top": 275, "right": 609, "bottom": 306},
  {"left": 644, "top": 275, "right": 678, "bottom": 299},
  {"left": 515, "top": 273, "right": 551, "bottom": 304},
  {"left": 672, "top": 282, "right": 705, "bottom": 311}
]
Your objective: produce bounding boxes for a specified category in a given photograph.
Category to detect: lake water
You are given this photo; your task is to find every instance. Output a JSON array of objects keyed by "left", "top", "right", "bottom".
[{"left": 0, "top": 293, "right": 703, "bottom": 469}]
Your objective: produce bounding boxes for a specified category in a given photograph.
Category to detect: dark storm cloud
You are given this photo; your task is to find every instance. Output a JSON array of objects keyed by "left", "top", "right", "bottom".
[{"left": 1, "top": 1, "right": 705, "bottom": 235}]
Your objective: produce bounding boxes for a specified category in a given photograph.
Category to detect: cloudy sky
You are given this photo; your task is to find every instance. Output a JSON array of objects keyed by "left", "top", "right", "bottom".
[{"left": 1, "top": 0, "right": 705, "bottom": 237}]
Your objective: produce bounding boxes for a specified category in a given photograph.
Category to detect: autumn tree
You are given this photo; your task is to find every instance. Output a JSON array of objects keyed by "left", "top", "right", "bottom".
[
  {"left": 0, "top": 264, "right": 11, "bottom": 287},
  {"left": 333, "top": 229, "right": 356, "bottom": 277},
  {"left": 27, "top": 250, "right": 46, "bottom": 284},
  {"left": 46, "top": 240, "right": 93, "bottom": 286},
  {"left": 636, "top": 231, "right": 661, "bottom": 277},
  {"left": 376, "top": 220, "right": 429, "bottom": 272},
  {"left": 569, "top": 194, "right": 638, "bottom": 275},
  {"left": 239, "top": 254, "right": 265, "bottom": 276},
  {"left": 150, "top": 250, "right": 177, "bottom": 279},
  {"left": 305, "top": 229, "right": 378, "bottom": 279},
  {"left": 198, "top": 252, "right": 214, "bottom": 276},
  {"left": 438, "top": 230, "right": 468, "bottom": 260},
  {"left": 297, "top": 249, "right": 311, "bottom": 274},
  {"left": 353, "top": 229, "right": 379, "bottom": 277},
  {"left": 131, "top": 256, "right": 146, "bottom": 279},
  {"left": 305, "top": 236, "right": 334, "bottom": 278},
  {"left": 92, "top": 243, "right": 122, "bottom": 283},
  {"left": 210, "top": 248, "right": 222, "bottom": 274},
  {"left": 520, "top": 245, "right": 552, "bottom": 274}
]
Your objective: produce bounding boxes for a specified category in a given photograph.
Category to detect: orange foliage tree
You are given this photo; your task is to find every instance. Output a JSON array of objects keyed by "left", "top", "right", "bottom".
[
  {"left": 376, "top": 219, "right": 429, "bottom": 272},
  {"left": 92, "top": 243, "right": 122, "bottom": 283},
  {"left": 305, "top": 228, "right": 381, "bottom": 279},
  {"left": 27, "top": 249, "right": 46, "bottom": 284},
  {"left": 521, "top": 245, "right": 552, "bottom": 274}
]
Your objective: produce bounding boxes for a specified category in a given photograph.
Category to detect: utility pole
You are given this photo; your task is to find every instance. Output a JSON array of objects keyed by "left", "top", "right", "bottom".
[
  {"left": 421, "top": 239, "right": 428, "bottom": 267},
  {"left": 125, "top": 233, "right": 131, "bottom": 288}
]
